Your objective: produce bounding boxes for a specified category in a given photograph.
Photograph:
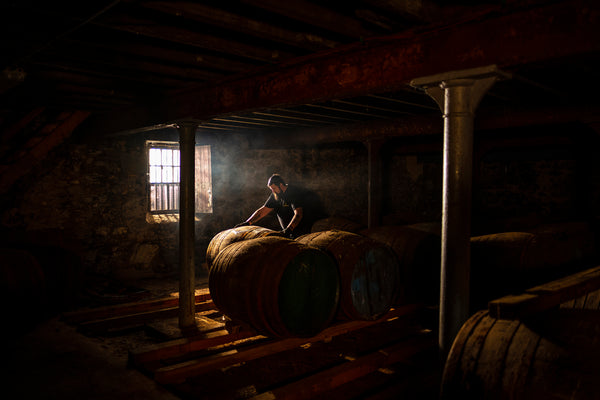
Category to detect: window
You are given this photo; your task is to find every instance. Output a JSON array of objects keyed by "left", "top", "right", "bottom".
[
  {"left": 147, "top": 141, "right": 212, "bottom": 214},
  {"left": 149, "top": 144, "right": 180, "bottom": 213}
]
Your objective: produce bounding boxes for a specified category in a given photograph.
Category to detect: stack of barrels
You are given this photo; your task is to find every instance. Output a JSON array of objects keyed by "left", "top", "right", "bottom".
[
  {"left": 441, "top": 308, "right": 600, "bottom": 399},
  {"left": 1, "top": 228, "right": 84, "bottom": 337},
  {"left": 207, "top": 226, "right": 400, "bottom": 337},
  {"left": 470, "top": 221, "right": 597, "bottom": 311},
  {"left": 207, "top": 219, "right": 597, "bottom": 339},
  {"left": 359, "top": 222, "right": 442, "bottom": 306},
  {"left": 0, "top": 248, "right": 47, "bottom": 336},
  {"left": 441, "top": 220, "right": 599, "bottom": 399},
  {"left": 296, "top": 230, "right": 399, "bottom": 321}
]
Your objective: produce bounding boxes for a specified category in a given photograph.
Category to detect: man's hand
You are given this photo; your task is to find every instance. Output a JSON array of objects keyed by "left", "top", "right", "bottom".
[
  {"left": 234, "top": 221, "right": 250, "bottom": 228},
  {"left": 280, "top": 227, "right": 294, "bottom": 239}
]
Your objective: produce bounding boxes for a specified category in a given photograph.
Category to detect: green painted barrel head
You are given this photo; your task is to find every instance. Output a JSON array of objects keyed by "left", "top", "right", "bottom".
[
  {"left": 278, "top": 248, "right": 340, "bottom": 337},
  {"left": 350, "top": 246, "right": 399, "bottom": 320}
]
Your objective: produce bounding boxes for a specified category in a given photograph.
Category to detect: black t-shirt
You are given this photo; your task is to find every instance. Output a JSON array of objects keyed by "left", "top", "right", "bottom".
[{"left": 264, "top": 185, "right": 309, "bottom": 235}]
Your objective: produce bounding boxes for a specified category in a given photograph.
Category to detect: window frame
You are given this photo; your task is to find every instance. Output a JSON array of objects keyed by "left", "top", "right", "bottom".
[{"left": 146, "top": 140, "right": 213, "bottom": 216}]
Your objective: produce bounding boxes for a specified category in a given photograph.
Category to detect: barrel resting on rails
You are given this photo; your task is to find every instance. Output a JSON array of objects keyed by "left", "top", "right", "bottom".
[
  {"left": 442, "top": 308, "right": 600, "bottom": 400},
  {"left": 209, "top": 236, "right": 340, "bottom": 338},
  {"left": 206, "top": 225, "right": 281, "bottom": 270},
  {"left": 297, "top": 229, "right": 400, "bottom": 321},
  {"left": 360, "top": 223, "right": 441, "bottom": 307}
]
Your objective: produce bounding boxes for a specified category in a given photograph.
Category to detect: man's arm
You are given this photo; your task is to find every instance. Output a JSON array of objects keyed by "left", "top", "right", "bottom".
[
  {"left": 245, "top": 206, "right": 273, "bottom": 225},
  {"left": 286, "top": 207, "right": 303, "bottom": 231}
]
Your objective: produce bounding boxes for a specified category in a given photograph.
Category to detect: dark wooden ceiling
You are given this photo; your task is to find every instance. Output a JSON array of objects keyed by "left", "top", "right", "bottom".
[{"left": 1, "top": 0, "right": 599, "bottom": 138}]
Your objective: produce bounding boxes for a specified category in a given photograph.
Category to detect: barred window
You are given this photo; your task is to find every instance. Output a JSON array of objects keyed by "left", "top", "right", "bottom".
[{"left": 147, "top": 141, "right": 212, "bottom": 214}]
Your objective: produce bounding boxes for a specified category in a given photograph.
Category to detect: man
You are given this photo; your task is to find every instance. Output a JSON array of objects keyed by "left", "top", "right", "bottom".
[{"left": 235, "top": 174, "right": 309, "bottom": 239}]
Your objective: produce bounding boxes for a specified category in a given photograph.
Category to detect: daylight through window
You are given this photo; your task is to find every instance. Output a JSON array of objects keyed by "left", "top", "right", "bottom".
[{"left": 147, "top": 141, "right": 212, "bottom": 214}]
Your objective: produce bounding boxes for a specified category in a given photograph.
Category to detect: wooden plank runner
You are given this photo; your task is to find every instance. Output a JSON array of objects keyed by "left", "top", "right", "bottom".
[
  {"left": 79, "top": 300, "right": 215, "bottom": 332},
  {"left": 154, "top": 304, "right": 421, "bottom": 384},
  {"left": 130, "top": 328, "right": 265, "bottom": 365},
  {"left": 488, "top": 293, "right": 546, "bottom": 320},
  {"left": 63, "top": 289, "right": 212, "bottom": 323},
  {"left": 526, "top": 265, "right": 600, "bottom": 298},
  {"left": 488, "top": 265, "right": 600, "bottom": 319},
  {"left": 251, "top": 332, "right": 437, "bottom": 400}
]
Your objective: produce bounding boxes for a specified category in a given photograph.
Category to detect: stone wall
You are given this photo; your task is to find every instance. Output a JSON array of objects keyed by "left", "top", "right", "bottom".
[
  {"left": 2, "top": 122, "right": 597, "bottom": 284},
  {"left": 0, "top": 130, "right": 370, "bottom": 281}
]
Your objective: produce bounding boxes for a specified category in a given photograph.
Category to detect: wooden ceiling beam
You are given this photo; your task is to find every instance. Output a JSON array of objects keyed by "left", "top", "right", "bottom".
[
  {"left": 138, "top": 1, "right": 340, "bottom": 51},
  {"left": 240, "top": 0, "right": 375, "bottom": 39},
  {"left": 166, "top": 0, "right": 600, "bottom": 118},
  {"left": 87, "top": 0, "right": 600, "bottom": 135},
  {"left": 38, "top": 46, "right": 226, "bottom": 83},
  {"left": 34, "top": 69, "right": 157, "bottom": 95},
  {"left": 31, "top": 60, "right": 196, "bottom": 89},
  {"left": 262, "top": 103, "right": 600, "bottom": 148},
  {"left": 64, "top": 38, "right": 256, "bottom": 73},
  {"left": 53, "top": 83, "right": 137, "bottom": 101},
  {"left": 95, "top": 14, "right": 296, "bottom": 63},
  {"left": 360, "top": 0, "right": 440, "bottom": 23}
]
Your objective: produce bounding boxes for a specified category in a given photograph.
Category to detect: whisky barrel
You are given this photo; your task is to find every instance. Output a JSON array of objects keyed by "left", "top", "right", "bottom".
[
  {"left": 209, "top": 236, "right": 340, "bottom": 337},
  {"left": 297, "top": 230, "right": 399, "bottom": 321},
  {"left": 561, "top": 288, "right": 600, "bottom": 311},
  {"left": 442, "top": 309, "right": 600, "bottom": 400},
  {"left": 360, "top": 224, "right": 441, "bottom": 306},
  {"left": 470, "top": 232, "right": 539, "bottom": 309},
  {"left": 471, "top": 222, "right": 596, "bottom": 274},
  {"left": 2, "top": 229, "right": 84, "bottom": 312},
  {"left": 206, "top": 225, "right": 281, "bottom": 269},
  {"left": 0, "top": 248, "right": 46, "bottom": 336},
  {"left": 470, "top": 224, "right": 597, "bottom": 311},
  {"left": 311, "top": 217, "right": 365, "bottom": 234},
  {"left": 526, "top": 221, "right": 596, "bottom": 267}
]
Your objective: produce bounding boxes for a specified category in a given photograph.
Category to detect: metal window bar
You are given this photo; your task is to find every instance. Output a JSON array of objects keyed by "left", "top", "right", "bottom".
[
  {"left": 150, "top": 183, "right": 180, "bottom": 212},
  {"left": 149, "top": 145, "right": 180, "bottom": 213},
  {"left": 148, "top": 143, "right": 212, "bottom": 214}
]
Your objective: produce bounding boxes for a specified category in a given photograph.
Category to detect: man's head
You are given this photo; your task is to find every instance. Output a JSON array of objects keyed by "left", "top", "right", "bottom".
[{"left": 267, "top": 174, "right": 287, "bottom": 195}]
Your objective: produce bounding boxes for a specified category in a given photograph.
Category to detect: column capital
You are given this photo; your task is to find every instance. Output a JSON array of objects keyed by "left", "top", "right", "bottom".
[
  {"left": 175, "top": 120, "right": 200, "bottom": 130},
  {"left": 410, "top": 65, "right": 511, "bottom": 114},
  {"left": 410, "top": 64, "right": 511, "bottom": 89}
]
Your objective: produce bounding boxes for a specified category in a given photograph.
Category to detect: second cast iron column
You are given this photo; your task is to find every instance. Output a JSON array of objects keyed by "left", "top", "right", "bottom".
[{"left": 411, "top": 65, "right": 510, "bottom": 358}]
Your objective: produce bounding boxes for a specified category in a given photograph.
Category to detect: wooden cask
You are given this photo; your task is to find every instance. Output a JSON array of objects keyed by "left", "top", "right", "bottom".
[
  {"left": 471, "top": 222, "right": 596, "bottom": 275},
  {"left": 360, "top": 224, "right": 441, "bottom": 306},
  {"left": 0, "top": 248, "right": 46, "bottom": 335},
  {"left": 206, "top": 225, "right": 281, "bottom": 269},
  {"left": 526, "top": 221, "right": 596, "bottom": 268},
  {"left": 470, "top": 223, "right": 597, "bottom": 311},
  {"left": 3, "top": 229, "right": 84, "bottom": 312},
  {"left": 208, "top": 236, "right": 340, "bottom": 338},
  {"left": 561, "top": 288, "right": 600, "bottom": 310},
  {"left": 310, "top": 217, "right": 365, "bottom": 234},
  {"left": 297, "top": 230, "right": 399, "bottom": 321},
  {"left": 442, "top": 309, "right": 600, "bottom": 400}
]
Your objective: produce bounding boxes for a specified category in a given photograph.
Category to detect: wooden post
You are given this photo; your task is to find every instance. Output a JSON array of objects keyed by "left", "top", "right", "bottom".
[
  {"left": 177, "top": 121, "right": 198, "bottom": 333},
  {"left": 411, "top": 65, "right": 510, "bottom": 358},
  {"left": 367, "top": 139, "right": 384, "bottom": 229}
]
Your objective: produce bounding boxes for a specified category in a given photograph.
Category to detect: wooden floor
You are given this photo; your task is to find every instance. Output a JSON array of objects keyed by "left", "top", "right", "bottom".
[{"left": 62, "top": 285, "right": 441, "bottom": 400}]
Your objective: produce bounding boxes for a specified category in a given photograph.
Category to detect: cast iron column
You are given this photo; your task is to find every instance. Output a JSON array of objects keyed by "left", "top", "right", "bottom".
[
  {"left": 177, "top": 121, "right": 198, "bottom": 332},
  {"left": 411, "top": 65, "right": 510, "bottom": 358}
]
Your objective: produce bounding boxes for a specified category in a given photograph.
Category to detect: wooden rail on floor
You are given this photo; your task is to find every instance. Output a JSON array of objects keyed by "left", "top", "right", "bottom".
[
  {"left": 488, "top": 265, "right": 600, "bottom": 319},
  {"left": 62, "top": 289, "right": 211, "bottom": 323},
  {"left": 129, "top": 328, "right": 265, "bottom": 365},
  {"left": 78, "top": 300, "right": 216, "bottom": 332},
  {"left": 64, "top": 289, "right": 438, "bottom": 398},
  {"left": 62, "top": 289, "right": 213, "bottom": 332},
  {"left": 251, "top": 332, "right": 436, "bottom": 400},
  {"left": 143, "top": 304, "right": 423, "bottom": 384}
]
